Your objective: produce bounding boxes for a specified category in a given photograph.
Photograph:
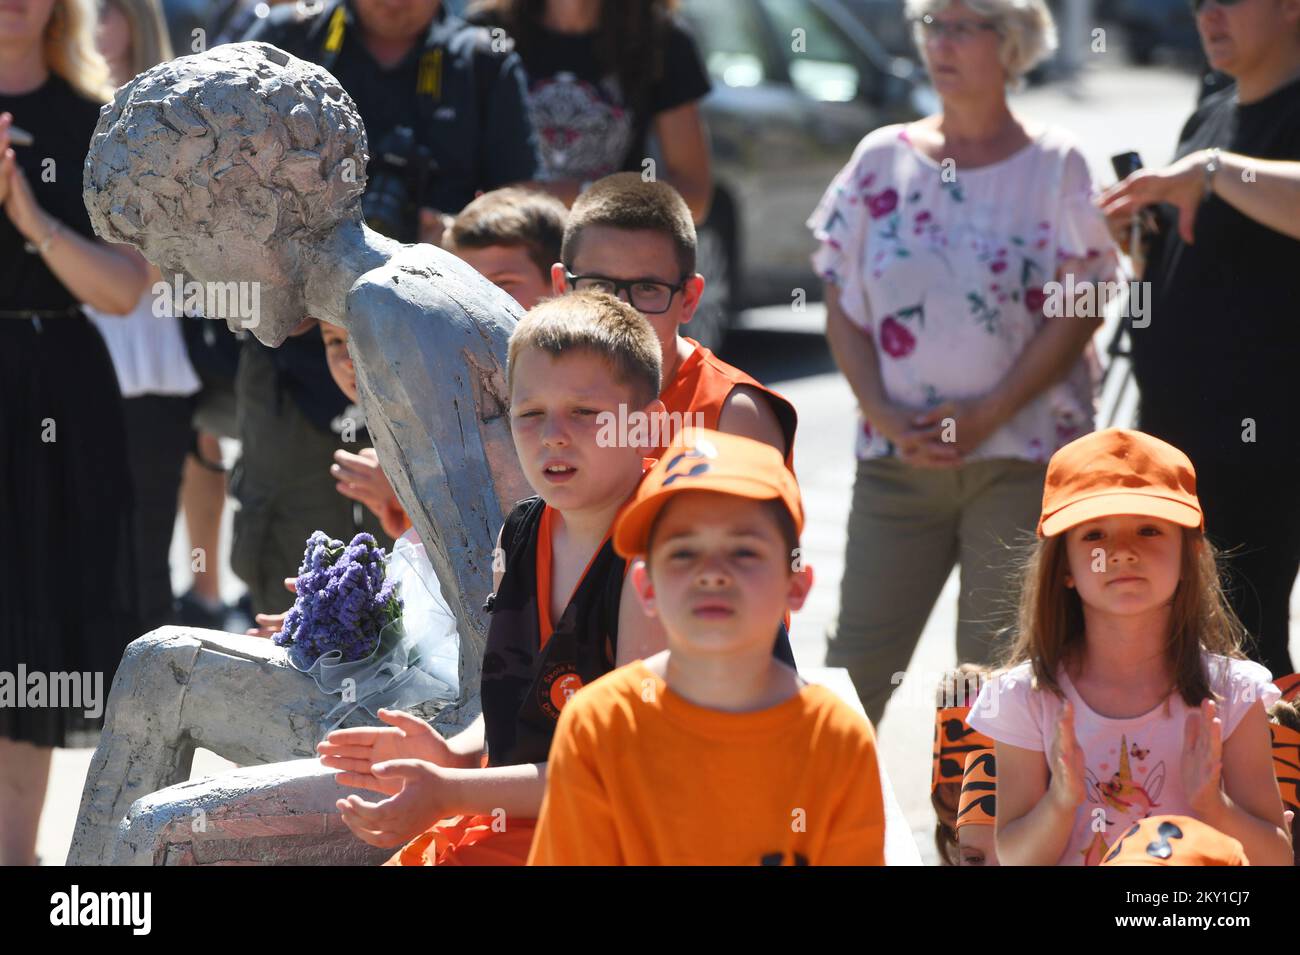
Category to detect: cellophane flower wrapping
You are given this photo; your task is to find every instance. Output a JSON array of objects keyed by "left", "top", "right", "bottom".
[{"left": 274, "top": 529, "right": 460, "bottom": 730}]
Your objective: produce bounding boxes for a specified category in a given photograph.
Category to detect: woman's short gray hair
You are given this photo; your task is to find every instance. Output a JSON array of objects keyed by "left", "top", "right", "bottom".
[{"left": 904, "top": 0, "right": 1058, "bottom": 82}]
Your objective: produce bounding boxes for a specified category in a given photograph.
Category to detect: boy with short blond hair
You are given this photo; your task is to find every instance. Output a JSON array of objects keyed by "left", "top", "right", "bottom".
[
  {"left": 554, "top": 174, "right": 798, "bottom": 463},
  {"left": 528, "top": 429, "right": 886, "bottom": 866},
  {"left": 323, "top": 290, "right": 668, "bottom": 865},
  {"left": 446, "top": 187, "right": 568, "bottom": 310}
]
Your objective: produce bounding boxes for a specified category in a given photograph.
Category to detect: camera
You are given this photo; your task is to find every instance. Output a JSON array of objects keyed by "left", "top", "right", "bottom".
[{"left": 362, "top": 125, "right": 439, "bottom": 243}]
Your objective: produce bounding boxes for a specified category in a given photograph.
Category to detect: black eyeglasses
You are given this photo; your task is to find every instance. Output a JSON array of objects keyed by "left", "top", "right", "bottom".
[
  {"left": 563, "top": 270, "right": 688, "bottom": 314},
  {"left": 1190, "top": 0, "right": 1246, "bottom": 11}
]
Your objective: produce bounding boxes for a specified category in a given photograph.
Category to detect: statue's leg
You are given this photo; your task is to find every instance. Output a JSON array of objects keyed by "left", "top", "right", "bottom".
[
  {"left": 66, "top": 626, "right": 334, "bottom": 865},
  {"left": 112, "top": 759, "right": 394, "bottom": 866}
]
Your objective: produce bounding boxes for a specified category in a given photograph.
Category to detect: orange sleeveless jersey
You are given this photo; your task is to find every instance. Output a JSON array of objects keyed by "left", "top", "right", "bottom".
[{"left": 657, "top": 338, "right": 798, "bottom": 468}]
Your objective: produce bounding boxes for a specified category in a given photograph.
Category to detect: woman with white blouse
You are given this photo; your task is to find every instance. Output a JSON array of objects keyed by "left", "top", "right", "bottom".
[{"left": 808, "top": 0, "right": 1120, "bottom": 726}]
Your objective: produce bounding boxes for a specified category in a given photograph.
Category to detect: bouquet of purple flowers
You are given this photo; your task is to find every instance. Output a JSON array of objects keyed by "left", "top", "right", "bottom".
[{"left": 274, "top": 531, "right": 403, "bottom": 668}]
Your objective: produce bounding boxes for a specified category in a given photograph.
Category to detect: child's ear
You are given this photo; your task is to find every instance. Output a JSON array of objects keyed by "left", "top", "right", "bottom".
[
  {"left": 550, "top": 262, "right": 568, "bottom": 296},
  {"left": 787, "top": 562, "right": 814, "bottom": 613},
  {"left": 679, "top": 274, "right": 706, "bottom": 322},
  {"left": 630, "top": 558, "right": 658, "bottom": 617}
]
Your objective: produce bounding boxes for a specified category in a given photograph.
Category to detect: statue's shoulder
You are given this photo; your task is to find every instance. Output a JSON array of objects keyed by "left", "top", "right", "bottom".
[
  {"left": 345, "top": 245, "right": 523, "bottom": 331},
  {"left": 347, "top": 246, "right": 489, "bottom": 312}
]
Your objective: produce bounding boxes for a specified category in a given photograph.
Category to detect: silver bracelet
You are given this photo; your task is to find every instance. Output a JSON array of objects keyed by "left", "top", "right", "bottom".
[
  {"left": 24, "top": 220, "right": 62, "bottom": 256},
  {"left": 1202, "top": 148, "right": 1222, "bottom": 199}
]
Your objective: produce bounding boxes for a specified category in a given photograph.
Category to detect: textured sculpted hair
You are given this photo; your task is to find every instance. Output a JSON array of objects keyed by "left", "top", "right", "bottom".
[
  {"left": 47, "top": 0, "right": 115, "bottom": 101},
  {"left": 905, "top": 0, "right": 1058, "bottom": 84},
  {"left": 562, "top": 172, "right": 697, "bottom": 277},
  {"left": 447, "top": 187, "right": 568, "bottom": 277},
  {"left": 507, "top": 290, "right": 662, "bottom": 407},
  {"left": 83, "top": 42, "right": 368, "bottom": 253}
]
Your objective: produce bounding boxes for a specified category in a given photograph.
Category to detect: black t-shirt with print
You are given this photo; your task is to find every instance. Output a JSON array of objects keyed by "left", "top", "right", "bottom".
[
  {"left": 468, "top": 10, "right": 711, "bottom": 181},
  {"left": 1134, "top": 78, "right": 1300, "bottom": 468}
]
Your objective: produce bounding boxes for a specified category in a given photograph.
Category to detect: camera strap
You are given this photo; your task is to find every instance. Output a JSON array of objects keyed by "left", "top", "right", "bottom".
[
  {"left": 306, "top": 1, "right": 505, "bottom": 167},
  {"left": 312, "top": 1, "right": 443, "bottom": 105}
]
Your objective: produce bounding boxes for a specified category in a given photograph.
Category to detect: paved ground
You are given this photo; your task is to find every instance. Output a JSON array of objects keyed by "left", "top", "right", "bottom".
[{"left": 35, "top": 58, "right": 1299, "bottom": 866}]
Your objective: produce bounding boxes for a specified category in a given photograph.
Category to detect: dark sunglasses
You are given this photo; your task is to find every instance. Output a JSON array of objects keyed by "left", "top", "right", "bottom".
[{"left": 1190, "top": 0, "right": 1246, "bottom": 12}]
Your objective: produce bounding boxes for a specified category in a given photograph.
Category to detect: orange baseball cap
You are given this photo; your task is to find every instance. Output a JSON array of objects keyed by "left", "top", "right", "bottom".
[
  {"left": 1100, "top": 816, "right": 1247, "bottom": 866},
  {"left": 613, "top": 428, "right": 803, "bottom": 559},
  {"left": 1037, "top": 428, "right": 1204, "bottom": 538}
]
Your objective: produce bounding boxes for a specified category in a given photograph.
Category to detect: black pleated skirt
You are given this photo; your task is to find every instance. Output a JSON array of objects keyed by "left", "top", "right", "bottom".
[{"left": 0, "top": 314, "right": 139, "bottom": 747}]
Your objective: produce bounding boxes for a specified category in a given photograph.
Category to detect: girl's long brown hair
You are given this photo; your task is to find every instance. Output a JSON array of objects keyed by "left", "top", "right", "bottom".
[
  {"left": 468, "top": 0, "right": 679, "bottom": 121},
  {"left": 1002, "top": 527, "right": 1248, "bottom": 707}
]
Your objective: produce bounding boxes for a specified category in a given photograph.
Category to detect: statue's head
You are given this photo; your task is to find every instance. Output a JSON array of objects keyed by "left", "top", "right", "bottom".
[{"left": 84, "top": 42, "right": 368, "bottom": 345}]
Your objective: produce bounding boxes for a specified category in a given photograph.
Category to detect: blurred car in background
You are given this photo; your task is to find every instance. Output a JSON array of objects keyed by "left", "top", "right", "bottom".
[
  {"left": 843, "top": 0, "right": 914, "bottom": 61},
  {"left": 1106, "top": 0, "right": 1200, "bottom": 65},
  {"left": 678, "top": 0, "right": 933, "bottom": 348}
]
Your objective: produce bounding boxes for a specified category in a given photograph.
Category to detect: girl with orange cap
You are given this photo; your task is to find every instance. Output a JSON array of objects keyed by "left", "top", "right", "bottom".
[{"left": 967, "top": 428, "right": 1292, "bottom": 866}]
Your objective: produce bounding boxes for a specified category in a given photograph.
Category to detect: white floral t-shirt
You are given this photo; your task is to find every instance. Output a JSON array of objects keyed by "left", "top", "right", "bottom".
[{"left": 808, "top": 124, "right": 1120, "bottom": 463}]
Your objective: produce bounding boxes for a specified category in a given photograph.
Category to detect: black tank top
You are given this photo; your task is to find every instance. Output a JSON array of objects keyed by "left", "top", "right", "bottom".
[
  {"left": 481, "top": 497, "right": 623, "bottom": 768},
  {"left": 480, "top": 496, "right": 800, "bottom": 767}
]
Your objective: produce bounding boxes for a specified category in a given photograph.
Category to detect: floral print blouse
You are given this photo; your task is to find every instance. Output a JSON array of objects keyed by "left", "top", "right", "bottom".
[{"left": 808, "top": 124, "right": 1119, "bottom": 464}]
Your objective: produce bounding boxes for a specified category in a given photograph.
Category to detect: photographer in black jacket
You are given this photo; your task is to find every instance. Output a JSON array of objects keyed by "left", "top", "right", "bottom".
[{"left": 228, "top": 0, "right": 542, "bottom": 615}]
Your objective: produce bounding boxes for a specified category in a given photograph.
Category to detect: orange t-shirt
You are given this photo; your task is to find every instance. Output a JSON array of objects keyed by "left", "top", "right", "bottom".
[
  {"left": 527, "top": 661, "right": 886, "bottom": 866},
  {"left": 658, "top": 338, "right": 798, "bottom": 468}
]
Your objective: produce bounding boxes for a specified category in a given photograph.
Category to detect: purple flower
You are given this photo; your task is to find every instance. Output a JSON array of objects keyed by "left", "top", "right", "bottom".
[{"left": 273, "top": 531, "right": 403, "bottom": 665}]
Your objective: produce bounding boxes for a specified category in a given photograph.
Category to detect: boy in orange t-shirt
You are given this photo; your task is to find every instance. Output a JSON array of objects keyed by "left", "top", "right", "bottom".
[
  {"left": 552, "top": 174, "right": 798, "bottom": 465},
  {"left": 528, "top": 429, "right": 885, "bottom": 865}
]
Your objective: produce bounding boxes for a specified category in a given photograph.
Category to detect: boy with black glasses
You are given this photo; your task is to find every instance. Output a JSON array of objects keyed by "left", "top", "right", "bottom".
[{"left": 553, "top": 174, "right": 798, "bottom": 467}]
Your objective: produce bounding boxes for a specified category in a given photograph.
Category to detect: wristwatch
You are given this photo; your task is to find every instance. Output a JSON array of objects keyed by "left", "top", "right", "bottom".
[{"left": 1202, "top": 148, "right": 1222, "bottom": 199}]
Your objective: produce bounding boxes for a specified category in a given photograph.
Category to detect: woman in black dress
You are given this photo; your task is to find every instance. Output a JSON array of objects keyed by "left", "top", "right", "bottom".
[{"left": 0, "top": 0, "right": 150, "bottom": 865}]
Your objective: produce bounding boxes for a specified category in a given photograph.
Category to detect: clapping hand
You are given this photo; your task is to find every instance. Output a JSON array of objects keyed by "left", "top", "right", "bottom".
[
  {"left": 0, "top": 111, "right": 49, "bottom": 241},
  {"left": 335, "top": 759, "right": 454, "bottom": 848},
  {"left": 319, "top": 708, "right": 456, "bottom": 795},
  {"left": 1049, "top": 700, "right": 1087, "bottom": 811},
  {"left": 1182, "top": 698, "right": 1225, "bottom": 818}
]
